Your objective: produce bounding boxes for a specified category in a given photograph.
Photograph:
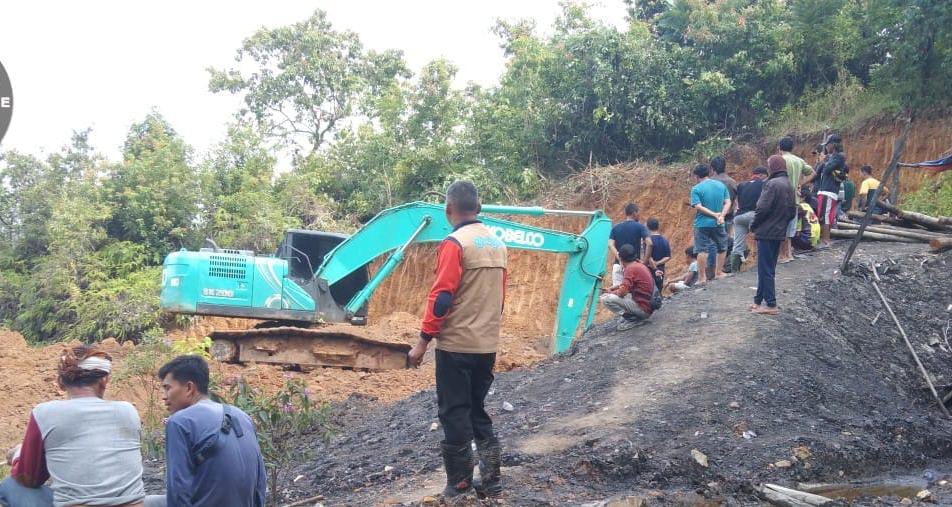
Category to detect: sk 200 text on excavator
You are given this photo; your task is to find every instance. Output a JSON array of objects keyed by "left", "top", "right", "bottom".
[{"left": 160, "top": 202, "right": 610, "bottom": 370}]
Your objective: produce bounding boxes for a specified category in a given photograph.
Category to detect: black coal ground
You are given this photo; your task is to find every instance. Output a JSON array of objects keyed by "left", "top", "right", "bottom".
[{"left": 149, "top": 243, "right": 952, "bottom": 506}]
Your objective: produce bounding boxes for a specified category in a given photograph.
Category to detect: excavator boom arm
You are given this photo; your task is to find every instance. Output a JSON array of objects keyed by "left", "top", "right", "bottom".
[{"left": 314, "top": 201, "right": 611, "bottom": 352}]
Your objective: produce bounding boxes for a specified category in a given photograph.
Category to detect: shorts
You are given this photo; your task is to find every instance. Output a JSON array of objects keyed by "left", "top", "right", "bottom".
[
  {"left": 693, "top": 226, "right": 728, "bottom": 255},
  {"left": 816, "top": 192, "right": 838, "bottom": 225},
  {"left": 785, "top": 216, "right": 798, "bottom": 238}
]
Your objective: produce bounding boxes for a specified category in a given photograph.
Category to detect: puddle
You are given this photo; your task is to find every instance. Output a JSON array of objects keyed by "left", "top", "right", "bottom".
[{"left": 802, "top": 482, "right": 924, "bottom": 501}]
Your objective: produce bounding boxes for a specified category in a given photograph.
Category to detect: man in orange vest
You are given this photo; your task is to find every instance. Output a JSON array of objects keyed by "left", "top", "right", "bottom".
[{"left": 408, "top": 181, "right": 508, "bottom": 499}]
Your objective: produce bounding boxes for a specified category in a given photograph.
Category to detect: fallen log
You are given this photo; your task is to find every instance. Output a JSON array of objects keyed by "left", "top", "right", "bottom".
[
  {"left": 845, "top": 210, "right": 917, "bottom": 228},
  {"left": 831, "top": 229, "right": 918, "bottom": 243},
  {"left": 930, "top": 237, "right": 952, "bottom": 252},
  {"left": 836, "top": 222, "right": 949, "bottom": 242},
  {"left": 838, "top": 220, "right": 951, "bottom": 238},
  {"left": 876, "top": 201, "right": 952, "bottom": 232},
  {"left": 759, "top": 484, "right": 833, "bottom": 506}
]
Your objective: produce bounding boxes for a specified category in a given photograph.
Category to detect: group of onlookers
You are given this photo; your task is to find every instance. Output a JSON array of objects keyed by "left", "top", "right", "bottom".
[
  {"left": 1, "top": 348, "right": 266, "bottom": 507},
  {"left": 600, "top": 133, "right": 885, "bottom": 322}
]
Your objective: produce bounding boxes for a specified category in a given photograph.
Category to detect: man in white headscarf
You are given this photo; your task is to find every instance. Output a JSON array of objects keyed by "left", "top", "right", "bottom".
[{"left": 0, "top": 345, "right": 161, "bottom": 507}]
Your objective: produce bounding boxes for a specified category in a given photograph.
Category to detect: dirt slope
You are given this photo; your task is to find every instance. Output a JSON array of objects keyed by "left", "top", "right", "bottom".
[{"left": 276, "top": 243, "right": 952, "bottom": 505}]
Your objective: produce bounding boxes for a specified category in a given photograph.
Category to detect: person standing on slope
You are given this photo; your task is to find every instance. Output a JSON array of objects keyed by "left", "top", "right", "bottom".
[
  {"left": 750, "top": 155, "right": 796, "bottom": 315},
  {"left": 408, "top": 180, "right": 508, "bottom": 500}
]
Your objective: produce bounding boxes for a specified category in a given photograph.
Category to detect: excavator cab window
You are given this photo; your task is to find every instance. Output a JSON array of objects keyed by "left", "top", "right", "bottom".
[{"left": 276, "top": 230, "right": 370, "bottom": 307}]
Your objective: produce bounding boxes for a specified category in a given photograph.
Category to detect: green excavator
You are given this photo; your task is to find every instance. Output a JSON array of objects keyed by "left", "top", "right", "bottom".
[{"left": 160, "top": 202, "right": 610, "bottom": 370}]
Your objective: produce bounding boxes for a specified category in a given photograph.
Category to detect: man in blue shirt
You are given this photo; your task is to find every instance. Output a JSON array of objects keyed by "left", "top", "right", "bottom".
[
  {"left": 608, "top": 203, "right": 653, "bottom": 285},
  {"left": 159, "top": 356, "right": 267, "bottom": 507},
  {"left": 689, "top": 164, "right": 731, "bottom": 282},
  {"left": 645, "top": 218, "right": 671, "bottom": 290}
]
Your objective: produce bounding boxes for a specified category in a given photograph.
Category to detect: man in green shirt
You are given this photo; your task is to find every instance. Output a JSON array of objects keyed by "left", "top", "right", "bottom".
[{"left": 778, "top": 136, "right": 814, "bottom": 263}]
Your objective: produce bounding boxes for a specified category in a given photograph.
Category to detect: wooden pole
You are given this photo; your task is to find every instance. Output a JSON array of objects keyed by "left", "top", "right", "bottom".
[
  {"left": 841, "top": 119, "right": 913, "bottom": 272},
  {"left": 831, "top": 229, "right": 918, "bottom": 243},
  {"left": 870, "top": 264, "right": 952, "bottom": 419},
  {"left": 836, "top": 222, "right": 949, "bottom": 242}
]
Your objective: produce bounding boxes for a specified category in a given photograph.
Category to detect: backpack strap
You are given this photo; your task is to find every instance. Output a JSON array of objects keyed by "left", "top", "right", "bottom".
[{"left": 194, "top": 404, "right": 243, "bottom": 465}]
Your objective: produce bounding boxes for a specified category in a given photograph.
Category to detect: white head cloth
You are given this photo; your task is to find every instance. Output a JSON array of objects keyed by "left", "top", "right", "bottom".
[{"left": 77, "top": 356, "right": 112, "bottom": 374}]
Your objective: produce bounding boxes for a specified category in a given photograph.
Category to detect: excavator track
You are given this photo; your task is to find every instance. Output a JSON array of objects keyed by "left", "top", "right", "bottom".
[{"left": 209, "top": 327, "right": 410, "bottom": 370}]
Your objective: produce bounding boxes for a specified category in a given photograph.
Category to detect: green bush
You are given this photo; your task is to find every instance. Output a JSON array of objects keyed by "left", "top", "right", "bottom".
[
  {"left": 904, "top": 171, "right": 952, "bottom": 217},
  {"left": 228, "top": 376, "right": 333, "bottom": 502}
]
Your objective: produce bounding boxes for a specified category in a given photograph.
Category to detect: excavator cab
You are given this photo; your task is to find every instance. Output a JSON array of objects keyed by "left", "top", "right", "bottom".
[
  {"left": 275, "top": 229, "right": 370, "bottom": 316},
  {"left": 263, "top": 230, "right": 370, "bottom": 325}
]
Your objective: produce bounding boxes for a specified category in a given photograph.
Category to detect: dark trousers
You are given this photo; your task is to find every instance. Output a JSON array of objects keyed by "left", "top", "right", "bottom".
[
  {"left": 653, "top": 267, "right": 665, "bottom": 291},
  {"left": 436, "top": 349, "right": 496, "bottom": 446},
  {"left": 755, "top": 239, "right": 781, "bottom": 307}
]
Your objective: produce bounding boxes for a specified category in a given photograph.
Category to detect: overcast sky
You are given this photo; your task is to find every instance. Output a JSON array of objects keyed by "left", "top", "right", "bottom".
[{"left": 0, "top": 1, "right": 627, "bottom": 162}]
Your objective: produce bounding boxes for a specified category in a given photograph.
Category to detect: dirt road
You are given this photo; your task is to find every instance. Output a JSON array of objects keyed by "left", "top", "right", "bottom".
[{"left": 274, "top": 242, "right": 952, "bottom": 505}]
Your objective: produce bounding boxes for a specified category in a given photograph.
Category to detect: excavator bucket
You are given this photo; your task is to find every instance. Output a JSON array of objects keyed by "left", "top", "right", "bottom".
[{"left": 209, "top": 327, "right": 411, "bottom": 370}]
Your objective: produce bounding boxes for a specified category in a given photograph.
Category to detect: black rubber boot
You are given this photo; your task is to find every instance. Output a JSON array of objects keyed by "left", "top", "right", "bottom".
[
  {"left": 440, "top": 441, "right": 475, "bottom": 499},
  {"left": 473, "top": 437, "right": 502, "bottom": 497}
]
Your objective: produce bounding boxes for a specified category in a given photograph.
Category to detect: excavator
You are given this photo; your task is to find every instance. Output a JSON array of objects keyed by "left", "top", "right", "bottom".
[{"left": 160, "top": 202, "right": 610, "bottom": 370}]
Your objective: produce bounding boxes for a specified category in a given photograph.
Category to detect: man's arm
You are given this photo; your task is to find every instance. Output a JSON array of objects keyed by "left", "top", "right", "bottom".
[
  {"left": 409, "top": 239, "right": 464, "bottom": 366},
  {"left": 11, "top": 414, "right": 49, "bottom": 488},
  {"left": 642, "top": 235, "right": 653, "bottom": 264},
  {"left": 608, "top": 238, "right": 619, "bottom": 263},
  {"left": 693, "top": 203, "right": 720, "bottom": 219},
  {"left": 165, "top": 419, "right": 194, "bottom": 507},
  {"left": 801, "top": 164, "right": 816, "bottom": 185},
  {"left": 750, "top": 183, "right": 777, "bottom": 231}
]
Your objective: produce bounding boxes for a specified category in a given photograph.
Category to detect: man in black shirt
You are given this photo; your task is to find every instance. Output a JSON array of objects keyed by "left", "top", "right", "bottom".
[
  {"left": 730, "top": 166, "right": 767, "bottom": 272},
  {"left": 646, "top": 218, "right": 671, "bottom": 290},
  {"left": 608, "top": 203, "right": 653, "bottom": 285}
]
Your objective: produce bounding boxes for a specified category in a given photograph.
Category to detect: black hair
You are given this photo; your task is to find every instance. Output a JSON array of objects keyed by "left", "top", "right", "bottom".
[
  {"left": 861, "top": 165, "right": 873, "bottom": 175},
  {"left": 445, "top": 180, "right": 481, "bottom": 214},
  {"left": 778, "top": 136, "right": 794, "bottom": 152},
  {"left": 158, "top": 355, "right": 210, "bottom": 394},
  {"left": 618, "top": 244, "right": 638, "bottom": 263},
  {"left": 828, "top": 142, "right": 843, "bottom": 154},
  {"left": 710, "top": 156, "right": 726, "bottom": 174},
  {"left": 646, "top": 217, "right": 660, "bottom": 231},
  {"left": 624, "top": 202, "right": 639, "bottom": 216},
  {"left": 684, "top": 247, "right": 697, "bottom": 259},
  {"left": 752, "top": 166, "right": 768, "bottom": 175},
  {"left": 693, "top": 164, "right": 710, "bottom": 178}
]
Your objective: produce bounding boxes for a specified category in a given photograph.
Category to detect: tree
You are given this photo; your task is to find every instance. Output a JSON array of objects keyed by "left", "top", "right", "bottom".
[
  {"left": 208, "top": 9, "right": 409, "bottom": 158},
  {"left": 201, "top": 123, "right": 298, "bottom": 252},
  {"left": 105, "top": 112, "right": 202, "bottom": 262}
]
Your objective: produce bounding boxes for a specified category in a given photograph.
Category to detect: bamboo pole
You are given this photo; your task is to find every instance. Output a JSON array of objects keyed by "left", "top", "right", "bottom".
[
  {"left": 869, "top": 264, "right": 952, "bottom": 419},
  {"left": 842, "top": 119, "right": 912, "bottom": 271}
]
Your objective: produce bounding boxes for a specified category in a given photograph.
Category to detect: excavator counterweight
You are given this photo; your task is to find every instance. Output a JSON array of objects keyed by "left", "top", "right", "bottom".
[{"left": 160, "top": 202, "right": 610, "bottom": 369}]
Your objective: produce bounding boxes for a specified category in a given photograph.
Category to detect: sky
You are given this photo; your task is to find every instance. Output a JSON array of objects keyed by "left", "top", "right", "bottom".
[{"left": 0, "top": 1, "right": 627, "bottom": 162}]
